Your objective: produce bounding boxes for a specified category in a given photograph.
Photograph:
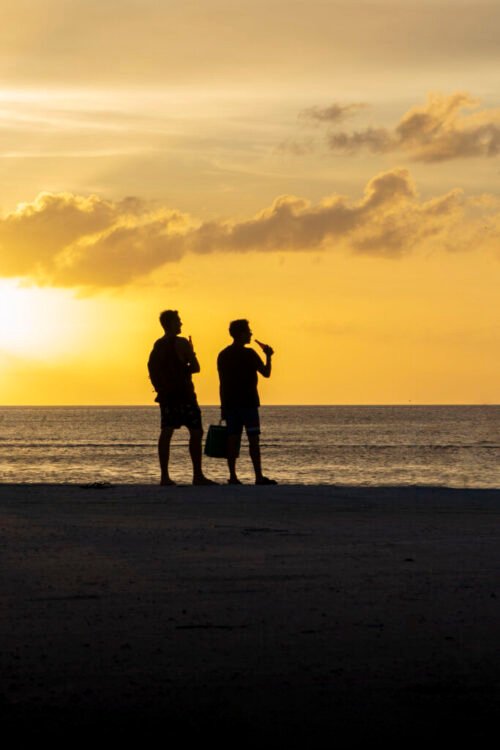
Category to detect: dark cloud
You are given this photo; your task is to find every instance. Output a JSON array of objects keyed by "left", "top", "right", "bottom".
[
  {"left": 327, "top": 127, "right": 393, "bottom": 153},
  {"left": 324, "top": 92, "right": 500, "bottom": 161},
  {"left": 278, "top": 102, "right": 366, "bottom": 154},
  {"left": 299, "top": 102, "right": 366, "bottom": 124},
  {"left": 0, "top": 168, "right": 497, "bottom": 288}
]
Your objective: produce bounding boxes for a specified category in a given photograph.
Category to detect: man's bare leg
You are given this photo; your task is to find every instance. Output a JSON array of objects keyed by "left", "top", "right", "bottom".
[
  {"left": 249, "top": 433, "right": 277, "bottom": 485},
  {"left": 158, "top": 427, "right": 176, "bottom": 485},
  {"left": 248, "top": 433, "right": 263, "bottom": 482},
  {"left": 189, "top": 428, "right": 217, "bottom": 485},
  {"left": 227, "top": 434, "right": 242, "bottom": 484}
]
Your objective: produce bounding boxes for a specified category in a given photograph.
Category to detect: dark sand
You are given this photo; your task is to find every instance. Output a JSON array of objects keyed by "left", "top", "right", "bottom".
[{"left": 1, "top": 484, "right": 499, "bottom": 745}]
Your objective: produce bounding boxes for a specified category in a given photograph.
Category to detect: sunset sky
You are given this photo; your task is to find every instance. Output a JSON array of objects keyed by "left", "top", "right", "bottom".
[{"left": 1, "top": 0, "right": 499, "bottom": 404}]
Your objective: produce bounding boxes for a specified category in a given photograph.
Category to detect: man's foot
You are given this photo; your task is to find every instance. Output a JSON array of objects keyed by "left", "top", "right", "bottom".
[
  {"left": 255, "top": 476, "right": 278, "bottom": 485},
  {"left": 193, "top": 475, "right": 218, "bottom": 486},
  {"left": 160, "top": 478, "right": 176, "bottom": 486},
  {"left": 228, "top": 477, "right": 243, "bottom": 485}
]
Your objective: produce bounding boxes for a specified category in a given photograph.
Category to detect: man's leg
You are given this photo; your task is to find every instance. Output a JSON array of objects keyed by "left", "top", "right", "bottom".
[
  {"left": 248, "top": 431, "right": 277, "bottom": 485},
  {"left": 227, "top": 434, "right": 241, "bottom": 484},
  {"left": 189, "top": 427, "right": 203, "bottom": 479},
  {"left": 225, "top": 410, "right": 242, "bottom": 484},
  {"left": 158, "top": 427, "right": 175, "bottom": 485},
  {"left": 248, "top": 432, "right": 263, "bottom": 482},
  {"left": 189, "top": 428, "right": 217, "bottom": 485}
]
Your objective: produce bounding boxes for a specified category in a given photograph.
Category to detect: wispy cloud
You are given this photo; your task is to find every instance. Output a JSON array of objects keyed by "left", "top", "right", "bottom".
[
  {"left": 278, "top": 101, "right": 367, "bottom": 154},
  {"left": 299, "top": 102, "right": 366, "bottom": 124},
  {"left": 1, "top": 169, "right": 498, "bottom": 288}
]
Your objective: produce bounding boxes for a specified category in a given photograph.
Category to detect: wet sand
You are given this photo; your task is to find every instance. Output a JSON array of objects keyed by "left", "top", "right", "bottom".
[{"left": 1, "top": 484, "right": 499, "bottom": 745}]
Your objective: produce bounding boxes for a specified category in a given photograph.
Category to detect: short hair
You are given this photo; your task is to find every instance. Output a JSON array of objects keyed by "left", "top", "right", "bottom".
[
  {"left": 159, "top": 309, "right": 179, "bottom": 331},
  {"left": 229, "top": 319, "right": 250, "bottom": 338}
]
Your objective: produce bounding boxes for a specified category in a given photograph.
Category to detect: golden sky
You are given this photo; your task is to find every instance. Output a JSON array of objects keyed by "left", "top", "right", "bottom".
[{"left": 1, "top": 0, "right": 499, "bottom": 404}]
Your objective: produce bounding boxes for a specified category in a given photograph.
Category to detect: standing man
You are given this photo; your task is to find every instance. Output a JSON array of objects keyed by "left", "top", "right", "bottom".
[
  {"left": 217, "top": 318, "right": 277, "bottom": 485},
  {"left": 148, "top": 310, "right": 215, "bottom": 486}
]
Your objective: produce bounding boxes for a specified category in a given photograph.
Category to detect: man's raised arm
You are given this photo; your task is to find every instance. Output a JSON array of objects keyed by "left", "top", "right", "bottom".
[{"left": 255, "top": 340, "right": 274, "bottom": 378}]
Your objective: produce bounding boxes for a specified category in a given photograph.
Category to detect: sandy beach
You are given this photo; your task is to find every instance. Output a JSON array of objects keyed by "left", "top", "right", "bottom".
[{"left": 1, "top": 483, "right": 499, "bottom": 745}]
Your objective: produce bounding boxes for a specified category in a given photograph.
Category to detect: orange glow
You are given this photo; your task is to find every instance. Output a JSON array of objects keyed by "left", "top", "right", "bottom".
[{"left": 0, "top": 3, "right": 499, "bottom": 404}]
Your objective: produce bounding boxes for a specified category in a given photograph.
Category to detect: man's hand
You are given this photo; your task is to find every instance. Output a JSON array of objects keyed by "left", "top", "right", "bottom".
[{"left": 255, "top": 339, "right": 274, "bottom": 356}]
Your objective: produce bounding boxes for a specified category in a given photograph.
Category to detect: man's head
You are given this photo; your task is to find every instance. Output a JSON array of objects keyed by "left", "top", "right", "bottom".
[
  {"left": 159, "top": 309, "right": 181, "bottom": 334},
  {"left": 229, "top": 318, "right": 251, "bottom": 345}
]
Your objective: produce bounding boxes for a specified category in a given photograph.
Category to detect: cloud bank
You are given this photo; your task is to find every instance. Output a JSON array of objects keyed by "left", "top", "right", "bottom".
[
  {"left": 0, "top": 169, "right": 498, "bottom": 288},
  {"left": 325, "top": 92, "right": 500, "bottom": 161}
]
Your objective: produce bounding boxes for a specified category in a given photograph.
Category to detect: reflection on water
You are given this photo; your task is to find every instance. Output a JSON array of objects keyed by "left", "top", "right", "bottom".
[{"left": 0, "top": 406, "right": 499, "bottom": 487}]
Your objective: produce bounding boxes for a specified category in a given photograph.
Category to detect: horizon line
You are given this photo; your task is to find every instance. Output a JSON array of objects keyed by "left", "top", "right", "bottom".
[{"left": 0, "top": 403, "right": 498, "bottom": 408}]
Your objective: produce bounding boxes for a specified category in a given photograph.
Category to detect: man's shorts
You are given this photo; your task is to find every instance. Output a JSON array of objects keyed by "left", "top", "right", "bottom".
[
  {"left": 224, "top": 407, "right": 260, "bottom": 437},
  {"left": 160, "top": 398, "right": 202, "bottom": 430}
]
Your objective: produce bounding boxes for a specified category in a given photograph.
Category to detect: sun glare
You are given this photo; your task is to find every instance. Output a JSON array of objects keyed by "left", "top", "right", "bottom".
[{"left": 0, "top": 281, "right": 75, "bottom": 359}]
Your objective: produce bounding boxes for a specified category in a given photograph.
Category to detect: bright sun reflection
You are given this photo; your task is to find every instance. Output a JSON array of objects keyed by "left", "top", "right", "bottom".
[{"left": 0, "top": 280, "right": 75, "bottom": 359}]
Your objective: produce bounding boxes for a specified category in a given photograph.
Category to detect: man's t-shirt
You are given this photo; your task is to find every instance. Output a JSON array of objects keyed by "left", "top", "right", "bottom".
[
  {"left": 148, "top": 335, "right": 196, "bottom": 403},
  {"left": 217, "top": 345, "right": 266, "bottom": 409}
]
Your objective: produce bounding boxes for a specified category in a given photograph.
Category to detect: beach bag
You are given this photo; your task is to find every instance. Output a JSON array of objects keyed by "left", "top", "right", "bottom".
[{"left": 204, "top": 424, "right": 240, "bottom": 458}]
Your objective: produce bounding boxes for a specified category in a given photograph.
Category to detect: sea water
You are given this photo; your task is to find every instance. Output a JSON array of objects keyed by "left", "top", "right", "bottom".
[{"left": 0, "top": 406, "right": 498, "bottom": 487}]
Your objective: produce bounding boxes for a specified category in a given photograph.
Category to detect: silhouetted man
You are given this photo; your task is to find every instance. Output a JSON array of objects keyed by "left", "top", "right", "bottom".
[
  {"left": 217, "top": 319, "right": 277, "bottom": 485},
  {"left": 148, "top": 310, "right": 215, "bottom": 486}
]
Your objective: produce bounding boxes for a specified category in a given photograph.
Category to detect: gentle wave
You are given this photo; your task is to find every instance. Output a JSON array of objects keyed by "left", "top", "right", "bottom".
[{"left": 1, "top": 441, "right": 498, "bottom": 450}]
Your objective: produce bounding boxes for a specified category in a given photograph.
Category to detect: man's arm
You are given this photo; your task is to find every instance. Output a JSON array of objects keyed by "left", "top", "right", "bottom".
[
  {"left": 255, "top": 340, "right": 274, "bottom": 377},
  {"left": 254, "top": 349, "right": 272, "bottom": 378},
  {"left": 176, "top": 337, "right": 200, "bottom": 373}
]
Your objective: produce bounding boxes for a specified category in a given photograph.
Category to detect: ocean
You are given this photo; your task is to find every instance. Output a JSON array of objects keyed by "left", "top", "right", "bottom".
[{"left": 0, "top": 405, "right": 498, "bottom": 487}]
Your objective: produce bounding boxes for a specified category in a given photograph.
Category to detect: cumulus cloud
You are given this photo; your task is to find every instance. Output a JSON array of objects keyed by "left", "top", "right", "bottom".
[
  {"left": 0, "top": 169, "right": 498, "bottom": 288},
  {"left": 0, "top": 192, "right": 146, "bottom": 277},
  {"left": 325, "top": 92, "right": 500, "bottom": 161}
]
